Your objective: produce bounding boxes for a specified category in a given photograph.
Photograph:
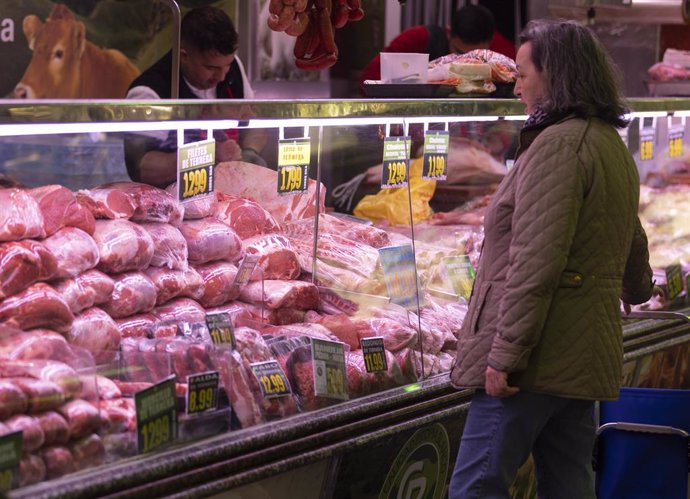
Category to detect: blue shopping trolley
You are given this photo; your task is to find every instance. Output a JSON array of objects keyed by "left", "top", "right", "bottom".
[{"left": 596, "top": 386, "right": 690, "bottom": 499}]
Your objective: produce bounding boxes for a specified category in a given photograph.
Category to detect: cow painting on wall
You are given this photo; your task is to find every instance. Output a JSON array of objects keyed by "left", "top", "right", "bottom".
[{"left": 13, "top": 3, "right": 140, "bottom": 99}]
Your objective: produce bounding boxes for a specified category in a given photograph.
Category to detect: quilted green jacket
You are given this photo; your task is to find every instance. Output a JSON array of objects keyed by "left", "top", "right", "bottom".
[{"left": 450, "top": 115, "right": 654, "bottom": 400}]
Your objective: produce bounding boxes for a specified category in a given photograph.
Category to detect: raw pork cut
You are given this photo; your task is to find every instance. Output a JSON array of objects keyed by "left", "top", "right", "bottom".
[
  {"left": 358, "top": 317, "right": 418, "bottom": 352},
  {"left": 239, "top": 280, "right": 319, "bottom": 310},
  {"left": 195, "top": 261, "right": 240, "bottom": 307},
  {"left": 9, "top": 377, "right": 65, "bottom": 413},
  {"left": 36, "top": 411, "right": 70, "bottom": 446},
  {"left": 243, "top": 234, "right": 300, "bottom": 280},
  {"left": 0, "top": 240, "right": 58, "bottom": 299},
  {"left": 288, "top": 233, "right": 379, "bottom": 278},
  {"left": 86, "top": 182, "right": 183, "bottom": 224},
  {"left": 59, "top": 399, "right": 101, "bottom": 439},
  {"left": 0, "top": 359, "right": 81, "bottom": 399},
  {"left": 214, "top": 192, "right": 280, "bottom": 238},
  {"left": 101, "top": 272, "right": 157, "bottom": 319},
  {"left": 144, "top": 266, "right": 204, "bottom": 305},
  {"left": 69, "top": 433, "right": 105, "bottom": 471},
  {"left": 116, "top": 313, "right": 156, "bottom": 338},
  {"left": 166, "top": 182, "right": 218, "bottom": 219},
  {"left": 0, "top": 379, "right": 28, "bottom": 419},
  {"left": 210, "top": 347, "right": 263, "bottom": 428},
  {"left": 348, "top": 349, "right": 406, "bottom": 393},
  {"left": 6, "top": 414, "right": 45, "bottom": 451},
  {"left": 204, "top": 301, "right": 254, "bottom": 328},
  {"left": 0, "top": 188, "right": 46, "bottom": 241},
  {"left": 178, "top": 217, "right": 243, "bottom": 264},
  {"left": 29, "top": 184, "right": 95, "bottom": 236},
  {"left": 215, "top": 161, "right": 325, "bottom": 224},
  {"left": 43, "top": 227, "right": 99, "bottom": 279},
  {"left": 153, "top": 298, "right": 206, "bottom": 325},
  {"left": 139, "top": 222, "right": 188, "bottom": 270},
  {"left": 307, "top": 313, "right": 359, "bottom": 350},
  {"left": 77, "top": 374, "right": 122, "bottom": 401},
  {"left": 0, "top": 283, "right": 74, "bottom": 332},
  {"left": 0, "top": 328, "right": 80, "bottom": 366},
  {"left": 19, "top": 454, "right": 46, "bottom": 487},
  {"left": 76, "top": 186, "right": 135, "bottom": 220},
  {"left": 67, "top": 307, "right": 121, "bottom": 364},
  {"left": 93, "top": 219, "right": 154, "bottom": 273},
  {"left": 52, "top": 270, "right": 114, "bottom": 315},
  {"left": 41, "top": 446, "right": 76, "bottom": 479}
]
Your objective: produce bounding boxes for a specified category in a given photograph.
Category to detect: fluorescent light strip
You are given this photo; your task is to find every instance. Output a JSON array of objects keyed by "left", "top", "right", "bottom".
[
  {"left": 673, "top": 111, "right": 690, "bottom": 118},
  {"left": 0, "top": 120, "right": 240, "bottom": 137}
]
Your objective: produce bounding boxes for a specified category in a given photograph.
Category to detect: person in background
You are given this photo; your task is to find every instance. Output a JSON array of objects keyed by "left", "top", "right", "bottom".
[
  {"left": 124, "top": 6, "right": 266, "bottom": 188},
  {"left": 448, "top": 19, "right": 657, "bottom": 499},
  {"left": 359, "top": 4, "right": 515, "bottom": 89}
]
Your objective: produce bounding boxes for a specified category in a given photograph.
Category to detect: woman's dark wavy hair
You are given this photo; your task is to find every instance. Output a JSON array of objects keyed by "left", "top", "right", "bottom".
[{"left": 519, "top": 19, "right": 629, "bottom": 128}]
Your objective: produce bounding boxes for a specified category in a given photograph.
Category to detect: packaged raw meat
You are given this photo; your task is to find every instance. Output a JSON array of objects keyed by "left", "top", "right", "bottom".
[
  {"left": 0, "top": 283, "right": 74, "bottom": 333},
  {"left": 98, "top": 398, "right": 136, "bottom": 434},
  {"left": 29, "top": 184, "right": 95, "bottom": 236},
  {"left": 144, "top": 266, "right": 204, "bottom": 306},
  {"left": 52, "top": 269, "right": 115, "bottom": 315},
  {"left": 120, "top": 337, "right": 150, "bottom": 383},
  {"left": 210, "top": 347, "right": 263, "bottom": 428},
  {"left": 243, "top": 234, "right": 301, "bottom": 280},
  {"left": 215, "top": 162, "right": 326, "bottom": 224},
  {"left": 0, "top": 359, "right": 81, "bottom": 400},
  {"left": 43, "top": 227, "right": 99, "bottom": 279},
  {"left": 102, "top": 432, "right": 137, "bottom": 462},
  {"left": 239, "top": 280, "right": 319, "bottom": 310},
  {"left": 263, "top": 323, "right": 339, "bottom": 342},
  {"left": 0, "top": 379, "right": 28, "bottom": 420},
  {"left": 156, "top": 337, "right": 193, "bottom": 380},
  {"left": 0, "top": 327, "right": 81, "bottom": 366},
  {"left": 90, "top": 182, "right": 184, "bottom": 224},
  {"left": 69, "top": 433, "right": 105, "bottom": 471},
  {"left": 194, "top": 261, "right": 240, "bottom": 308},
  {"left": 288, "top": 232, "right": 379, "bottom": 278},
  {"left": 186, "top": 341, "right": 214, "bottom": 374},
  {"left": 348, "top": 349, "right": 406, "bottom": 393},
  {"left": 116, "top": 313, "right": 156, "bottom": 339},
  {"left": 76, "top": 186, "right": 136, "bottom": 220},
  {"left": 214, "top": 192, "right": 280, "bottom": 239},
  {"left": 93, "top": 219, "right": 154, "bottom": 274},
  {"left": 67, "top": 307, "right": 121, "bottom": 364},
  {"left": 139, "top": 222, "right": 188, "bottom": 270},
  {"left": 284, "top": 344, "right": 334, "bottom": 412},
  {"left": 205, "top": 301, "right": 255, "bottom": 328},
  {"left": 41, "top": 445, "right": 76, "bottom": 479},
  {"left": 0, "top": 240, "right": 58, "bottom": 300},
  {"left": 0, "top": 188, "right": 46, "bottom": 241},
  {"left": 9, "top": 377, "right": 65, "bottom": 413},
  {"left": 77, "top": 374, "right": 122, "bottom": 401},
  {"left": 166, "top": 182, "right": 218, "bottom": 219},
  {"left": 178, "top": 217, "right": 243, "bottom": 264},
  {"left": 5, "top": 414, "right": 44, "bottom": 451},
  {"left": 59, "top": 398, "right": 101, "bottom": 439},
  {"left": 152, "top": 298, "right": 206, "bottom": 325},
  {"left": 101, "top": 272, "right": 157, "bottom": 319},
  {"left": 36, "top": 411, "right": 70, "bottom": 446},
  {"left": 19, "top": 453, "right": 46, "bottom": 487},
  {"left": 358, "top": 317, "right": 418, "bottom": 352},
  {"left": 318, "top": 213, "right": 390, "bottom": 248},
  {"left": 137, "top": 338, "right": 172, "bottom": 382},
  {"left": 308, "top": 313, "right": 360, "bottom": 350}
]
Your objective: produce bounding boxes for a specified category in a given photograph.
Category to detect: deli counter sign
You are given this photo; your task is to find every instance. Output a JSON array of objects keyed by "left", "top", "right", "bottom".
[
  {"left": 278, "top": 138, "right": 311, "bottom": 194},
  {"left": 177, "top": 139, "right": 215, "bottom": 202}
]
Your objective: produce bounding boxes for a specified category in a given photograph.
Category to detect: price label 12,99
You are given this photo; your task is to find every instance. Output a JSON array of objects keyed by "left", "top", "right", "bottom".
[
  {"left": 312, "top": 338, "right": 348, "bottom": 400},
  {"left": 177, "top": 138, "right": 215, "bottom": 202},
  {"left": 422, "top": 131, "right": 449, "bottom": 180},
  {"left": 135, "top": 377, "right": 177, "bottom": 454},
  {"left": 250, "top": 360, "right": 292, "bottom": 399},
  {"left": 381, "top": 136, "right": 411, "bottom": 189},
  {"left": 278, "top": 138, "right": 311, "bottom": 194},
  {"left": 360, "top": 337, "right": 388, "bottom": 373},
  {"left": 186, "top": 371, "right": 220, "bottom": 415}
]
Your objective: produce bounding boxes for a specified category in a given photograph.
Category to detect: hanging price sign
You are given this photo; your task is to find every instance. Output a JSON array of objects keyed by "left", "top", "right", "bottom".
[
  {"left": 205, "top": 312, "right": 235, "bottom": 348},
  {"left": 177, "top": 138, "right": 214, "bottom": 202},
  {"left": 277, "top": 138, "right": 310, "bottom": 194},
  {"left": 312, "top": 338, "right": 348, "bottom": 400},
  {"left": 617, "top": 126, "right": 629, "bottom": 148},
  {"left": 135, "top": 376, "right": 177, "bottom": 454},
  {"left": 665, "top": 263, "right": 683, "bottom": 300},
  {"left": 422, "top": 131, "right": 449, "bottom": 180},
  {"left": 639, "top": 128, "right": 654, "bottom": 161},
  {"left": 379, "top": 245, "right": 418, "bottom": 309},
  {"left": 443, "top": 255, "right": 476, "bottom": 300},
  {"left": 381, "top": 136, "right": 411, "bottom": 189},
  {"left": 186, "top": 371, "right": 219, "bottom": 415},
  {"left": 234, "top": 254, "right": 259, "bottom": 287},
  {"left": 250, "top": 360, "right": 292, "bottom": 398},
  {"left": 361, "top": 337, "right": 388, "bottom": 373},
  {"left": 669, "top": 125, "right": 684, "bottom": 159},
  {"left": 0, "top": 431, "right": 21, "bottom": 492}
]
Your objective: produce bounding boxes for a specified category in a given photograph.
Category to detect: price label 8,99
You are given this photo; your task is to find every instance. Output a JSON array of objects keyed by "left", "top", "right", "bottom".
[
  {"left": 205, "top": 312, "right": 235, "bottom": 348},
  {"left": 186, "top": 371, "right": 219, "bottom": 415},
  {"left": 135, "top": 377, "right": 177, "bottom": 454},
  {"left": 312, "top": 338, "right": 348, "bottom": 400},
  {"left": 250, "top": 360, "right": 292, "bottom": 399},
  {"left": 177, "top": 138, "right": 215, "bottom": 202},
  {"left": 665, "top": 263, "right": 683, "bottom": 300},
  {"left": 278, "top": 138, "right": 311, "bottom": 194},
  {"left": 361, "top": 337, "right": 388, "bottom": 373},
  {"left": 422, "top": 131, "right": 449, "bottom": 180}
]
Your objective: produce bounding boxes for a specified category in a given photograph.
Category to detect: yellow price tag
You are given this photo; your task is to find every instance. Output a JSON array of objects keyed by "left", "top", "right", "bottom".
[
  {"left": 251, "top": 361, "right": 291, "bottom": 398},
  {"left": 383, "top": 160, "right": 408, "bottom": 187},
  {"left": 140, "top": 414, "right": 171, "bottom": 453},
  {"left": 326, "top": 366, "right": 345, "bottom": 396},
  {"left": 361, "top": 337, "right": 388, "bottom": 373},
  {"left": 426, "top": 155, "right": 446, "bottom": 178},
  {"left": 278, "top": 165, "right": 305, "bottom": 193},
  {"left": 181, "top": 166, "right": 209, "bottom": 199},
  {"left": 666, "top": 264, "right": 683, "bottom": 300},
  {"left": 0, "top": 469, "right": 12, "bottom": 492},
  {"left": 669, "top": 129, "right": 684, "bottom": 159},
  {"left": 186, "top": 371, "right": 219, "bottom": 415},
  {"left": 209, "top": 327, "right": 233, "bottom": 346},
  {"left": 205, "top": 313, "right": 235, "bottom": 347}
]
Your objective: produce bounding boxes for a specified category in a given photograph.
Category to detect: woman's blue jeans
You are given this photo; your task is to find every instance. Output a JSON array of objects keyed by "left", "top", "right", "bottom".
[{"left": 448, "top": 389, "right": 597, "bottom": 499}]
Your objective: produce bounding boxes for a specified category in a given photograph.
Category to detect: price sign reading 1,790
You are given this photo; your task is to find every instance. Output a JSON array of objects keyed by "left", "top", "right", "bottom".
[
  {"left": 381, "top": 136, "right": 411, "bottom": 189},
  {"left": 250, "top": 360, "right": 292, "bottom": 399},
  {"left": 277, "top": 138, "right": 310, "bottom": 194},
  {"left": 177, "top": 138, "right": 215, "bottom": 202}
]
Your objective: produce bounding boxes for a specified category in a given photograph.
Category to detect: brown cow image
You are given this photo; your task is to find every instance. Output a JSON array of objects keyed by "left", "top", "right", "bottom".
[{"left": 14, "top": 4, "right": 140, "bottom": 99}]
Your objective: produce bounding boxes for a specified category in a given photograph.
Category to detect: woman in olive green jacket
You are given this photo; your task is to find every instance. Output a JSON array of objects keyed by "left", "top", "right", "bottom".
[{"left": 449, "top": 20, "right": 655, "bottom": 499}]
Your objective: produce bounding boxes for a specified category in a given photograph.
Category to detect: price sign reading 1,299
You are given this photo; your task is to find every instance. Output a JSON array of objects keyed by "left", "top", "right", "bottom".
[
  {"left": 250, "top": 360, "right": 292, "bottom": 399},
  {"left": 135, "top": 377, "right": 177, "bottom": 454},
  {"left": 177, "top": 138, "right": 215, "bottom": 202},
  {"left": 381, "top": 136, "right": 411, "bottom": 189},
  {"left": 278, "top": 138, "right": 311, "bottom": 194},
  {"left": 422, "top": 131, "right": 449, "bottom": 180}
]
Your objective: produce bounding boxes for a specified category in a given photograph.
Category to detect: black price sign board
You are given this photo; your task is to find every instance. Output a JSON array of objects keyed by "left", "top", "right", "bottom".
[
  {"left": 0, "top": 431, "right": 21, "bottom": 492},
  {"left": 234, "top": 254, "right": 259, "bottom": 287},
  {"left": 250, "top": 360, "right": 292, "bottom": 399},
  {"left": 422, "top": 131, "right": 449, "bottom": 180},
  {"left": 665, "top": 263, "right": 683, "bottom": 300},
  {"left": 177, "top": 138, "right": 215, "bottom": 202},
  {"left": 186, "top": 371, "right": 220, "bottom": 415},
  {"left": 135, "top": 377, "right": 177, "bottom": 454},
  {"left": 381, "top": 136, "right": 411, "bottom": 189},
  {"left": 205, "top": 312, "right": 235, "bottom": 348},
  {"left": 639, "top": 127, "right": 654, "bottom": 161},
  {"left": 277, "top": 138, "right": 310, "bottom": 194},
  {"left": 361, "top": 337, "right": 388, "bottom": 373},
  {"left": 312, "top": 338, "right": 348, "bottom": 400},
  {"left": 669, "top": 125, "right": 684, "bottom": 159}
]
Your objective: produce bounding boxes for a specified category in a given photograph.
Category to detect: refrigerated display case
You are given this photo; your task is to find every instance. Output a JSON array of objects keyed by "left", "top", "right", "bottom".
[{"left": 1, "top": 97, "right": 690, "bottom": 499}]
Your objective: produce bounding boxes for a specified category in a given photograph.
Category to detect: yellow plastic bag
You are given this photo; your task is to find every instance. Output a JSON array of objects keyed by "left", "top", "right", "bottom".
[{"left": 354, "top": 157, "right": 436, "bottom": 225}]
